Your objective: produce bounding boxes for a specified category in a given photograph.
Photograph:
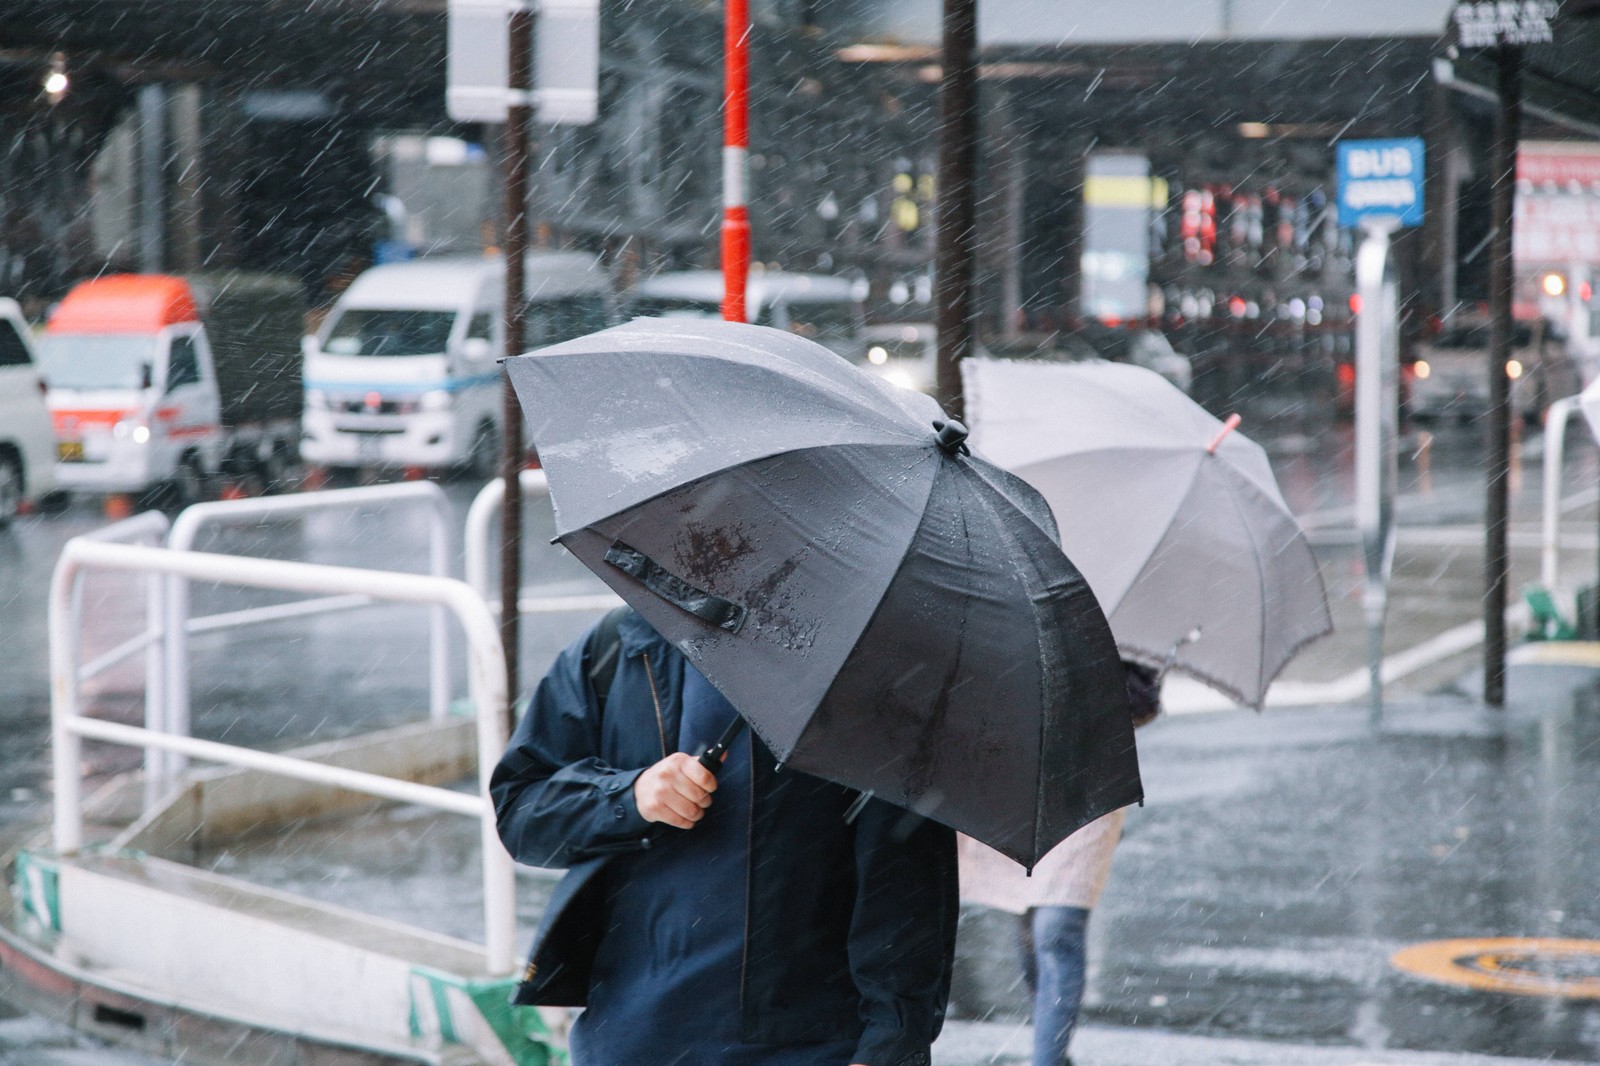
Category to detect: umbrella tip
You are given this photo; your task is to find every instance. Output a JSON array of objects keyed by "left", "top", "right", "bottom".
[
  {"left": 932, "top": 419, "right": 971, "bottom": 456},
  {"left": 1206, "top": 413, "right": 1243, "bottom": 454}
]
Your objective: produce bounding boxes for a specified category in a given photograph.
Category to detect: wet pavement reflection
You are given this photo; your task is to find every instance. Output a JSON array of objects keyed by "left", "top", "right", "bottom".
[{"left": 1024, "top": 676, "right": 1600, "bottom": 1060}]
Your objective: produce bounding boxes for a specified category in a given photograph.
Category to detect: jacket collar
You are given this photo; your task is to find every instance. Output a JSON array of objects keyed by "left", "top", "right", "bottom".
[{"left": 616, "top": 606, "right": 672, "bottom": 656}]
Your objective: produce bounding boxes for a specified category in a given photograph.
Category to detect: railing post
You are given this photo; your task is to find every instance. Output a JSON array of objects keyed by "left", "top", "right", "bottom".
[
  {"left": 164, "top": 570, "right": 191, "bottom": 788},
  {"left": 49, "top": 556, "right": 84, "bottom": 855},
  {"left": 144, "top": 566, "right": 168, "bottom": 810},
  {"left": 457, "top": 582, "right": 514, "bottom": 975},
  {"left": 465, "top": 468, "right": 550, "bottom": 605},
  {"left": 1540, "top": 396, "right": 1578, "bottom": 592},
  {"left": 429, "top": 501, "right": 453, "bottom": 722}
]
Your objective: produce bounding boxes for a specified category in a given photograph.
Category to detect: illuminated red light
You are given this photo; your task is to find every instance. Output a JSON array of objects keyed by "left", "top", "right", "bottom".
[{"left": 1349, "top": 294, "right": 1363, "bottom": 315}]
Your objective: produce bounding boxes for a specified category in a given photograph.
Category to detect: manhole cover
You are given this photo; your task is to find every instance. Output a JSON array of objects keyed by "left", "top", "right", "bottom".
[{"left": 1391, "top": 938, "right": 1600, "bottom": 998}]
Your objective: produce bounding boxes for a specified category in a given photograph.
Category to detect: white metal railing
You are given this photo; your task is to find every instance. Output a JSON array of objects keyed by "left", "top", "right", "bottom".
[
  {"left": 465, "top": 468, "right": 621, "bottom": 614},
  {"left": 50, "top": 538, "right": 516, "bottom": 974},
  {"left": 1541, "top": 395, "right": 1586, "bottom": 592},
  {"left": 71, "top": 512, "right": 173, "bottom": 809},
  {"left": 161, "top": 484, "right": 454, "bottom": 793}
]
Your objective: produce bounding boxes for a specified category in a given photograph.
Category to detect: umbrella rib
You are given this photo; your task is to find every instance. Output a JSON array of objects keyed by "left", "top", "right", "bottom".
[
  {"left": 784, "top": 449, "right": 942, "bottom": 759},
  {"left": 1024, "top": 449, "right": 1205, "bottom": 617},
  {"left": 1111, "top": 461, "right": 1329, "bottom": 709},
  {"left": 1214, "top": 461, "right": 1328, "bottom": 704}
]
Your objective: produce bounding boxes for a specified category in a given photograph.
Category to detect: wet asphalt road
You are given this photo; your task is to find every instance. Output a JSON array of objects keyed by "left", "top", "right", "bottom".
[
  {"left": 3, "top": 415, "right": 1600, "bottom": 1062},
  {"left": 951, "top": 673, "right": 1600, "bottom": 1062}
]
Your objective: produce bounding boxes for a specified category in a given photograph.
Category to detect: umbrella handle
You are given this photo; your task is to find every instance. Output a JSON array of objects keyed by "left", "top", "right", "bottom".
[
  {"left": 696, "top": 716, "right": 747, "bottom": 776},
  {"left": 1206, "top": 413, "right": 1242, "bottom": 454}
]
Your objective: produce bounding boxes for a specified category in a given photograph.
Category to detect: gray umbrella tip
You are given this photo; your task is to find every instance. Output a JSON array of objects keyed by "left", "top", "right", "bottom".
[{"left": 932, "top": 419, "right": 971, "bottom": 456}]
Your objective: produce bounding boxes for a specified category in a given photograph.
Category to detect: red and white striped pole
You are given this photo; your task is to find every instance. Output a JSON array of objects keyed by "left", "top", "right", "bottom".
[{"left": 721, "top": 0, "right": 750, "bottom": 323}]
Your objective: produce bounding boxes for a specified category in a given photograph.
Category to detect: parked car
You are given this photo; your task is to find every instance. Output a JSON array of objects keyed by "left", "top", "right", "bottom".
[
  {"left": 38, "top": 274, "right": 304, "bottom": 506},
  {"left": 1408, "top": 311, "right": 1581, "bottom": 423},
  {"left": 302, "top": 252, "right": 613, "bottom": 476},
  {"left": 631, "top": 269, "right": 866, "bottom": 360},
  {"left": 0, "top": 298, "right": 60, "bottom": 524}
]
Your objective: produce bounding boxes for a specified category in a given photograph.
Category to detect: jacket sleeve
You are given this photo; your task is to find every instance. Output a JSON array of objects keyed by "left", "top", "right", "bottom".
[
  {"left": 846, "top": 800, "right": 958, "bottom": 1066},
  {"left": 489, "top": 634, "right": 656, "bottom": 868}
]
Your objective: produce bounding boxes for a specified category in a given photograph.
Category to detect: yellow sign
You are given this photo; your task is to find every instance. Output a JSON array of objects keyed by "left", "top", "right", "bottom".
[
  {"left": 1083, "top": 175, "right": 1169, "bottom": 209},
  {"left": 1391, "top": 938, "right": 1600, "bottom": 998}
]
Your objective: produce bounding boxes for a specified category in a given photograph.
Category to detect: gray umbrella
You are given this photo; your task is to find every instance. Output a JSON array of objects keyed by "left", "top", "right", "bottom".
[
  {"left": 962, "top": 357, "right": 1333, "bottom": 708},
  {"left": 505, "top": 318, "right": 1141, "bottom": 867}
]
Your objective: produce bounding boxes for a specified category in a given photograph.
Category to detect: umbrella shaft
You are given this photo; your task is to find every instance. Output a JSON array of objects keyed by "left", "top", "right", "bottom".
[{"left": 697, "top": 716, "right": 747, "bottom": 776}]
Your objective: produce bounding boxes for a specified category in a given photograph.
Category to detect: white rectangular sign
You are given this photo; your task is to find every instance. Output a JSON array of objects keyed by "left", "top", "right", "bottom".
[{"left": 447, "top": 0, "right": 599, "bottom": 126}]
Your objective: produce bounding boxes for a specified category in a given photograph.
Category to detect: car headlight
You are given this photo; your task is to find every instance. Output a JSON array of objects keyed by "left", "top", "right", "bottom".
[
  {"left": 421, "top": 390, "right": 452, "bottom": 412},
  {"left": 114, "top": 418, "right": 150, "bottom": 443}
]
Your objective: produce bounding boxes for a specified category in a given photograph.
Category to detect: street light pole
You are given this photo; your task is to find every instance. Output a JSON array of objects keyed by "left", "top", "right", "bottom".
[
  {"left": 1484, "top": 43, "right": 1521, "bottom": 708},
  {"left": 500, "top": 0, "right": 535, "bottom": 730},
  {"left": 934, "top": 0, "right": 979, "bottom": 423},
  {"left": 721, "top": 0, "right": 750, "bottom": 323}
]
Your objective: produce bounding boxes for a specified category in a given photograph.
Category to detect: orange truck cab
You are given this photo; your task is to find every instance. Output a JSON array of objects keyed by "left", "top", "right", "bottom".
[{"left": 38, "top": 273, "right": 302, "bottom": 503}]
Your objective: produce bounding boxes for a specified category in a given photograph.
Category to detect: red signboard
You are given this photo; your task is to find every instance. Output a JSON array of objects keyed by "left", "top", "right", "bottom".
[
  {"left": 1515, "top": 142, "right": 1600, "bottom": 266},
  {"left": 1517, "top": 142, "right": 1600, "bottom": 189}
]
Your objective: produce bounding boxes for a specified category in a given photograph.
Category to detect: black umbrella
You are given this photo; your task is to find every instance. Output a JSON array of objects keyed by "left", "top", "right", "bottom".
[{"left": 504, "top": 318, "right": 1140, "bottom": 866}]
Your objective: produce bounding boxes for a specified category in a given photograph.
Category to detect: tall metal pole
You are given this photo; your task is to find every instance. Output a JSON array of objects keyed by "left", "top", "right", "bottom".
[
  {"left": 500, "top": 0, "right": 534, "bottom": 729},
  {"left": 721, "top": 0, "right": 750, "bottom": 323},
  {"left": 934, "top": 0, "right": 979, "bottom": 422},
  {"left": 1355, "top": 222, "right": 1399, "bottom": 727},
  {"left": 137, "top": 85, "right": 166, "bottom": 273},
  {"left": 1484, "top": 44, "right": 1521, "bottom": 708}
]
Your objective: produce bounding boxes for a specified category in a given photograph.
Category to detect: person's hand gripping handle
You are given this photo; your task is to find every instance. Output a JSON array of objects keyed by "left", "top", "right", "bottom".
[{"left": 632, "top": 717, "right": 746, "bottom": 830}]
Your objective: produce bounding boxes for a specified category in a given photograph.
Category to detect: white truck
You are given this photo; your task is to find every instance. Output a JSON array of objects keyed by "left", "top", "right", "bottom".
[
  {"left": 300, "top": 252, "right": 613, "bottom": 476},
  {"left": 38, "top": 273, "right": 304, "bottom": 506},
  {"left": 0, "top": 298, "right": 61, "bottom": 524}
]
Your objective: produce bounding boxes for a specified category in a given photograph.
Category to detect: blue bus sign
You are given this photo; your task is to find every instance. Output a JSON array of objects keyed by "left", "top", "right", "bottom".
[{"left": 1337, "top": 139, "right": 1425, "bottom": 229}]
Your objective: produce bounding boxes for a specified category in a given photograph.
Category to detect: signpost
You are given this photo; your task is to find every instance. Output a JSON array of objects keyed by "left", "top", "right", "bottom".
[
  {"left": 1448, "top": 1, "right": 1556, "bottom": 707},
  {"left": 446, "top": 0, "right": 599, "bottom": 728},
  {"left": 446, "top": 0, "right": 600, "bottom": 125},
  {"left": 1338, "top": 137, "right": 1424, "bottom": 725}
]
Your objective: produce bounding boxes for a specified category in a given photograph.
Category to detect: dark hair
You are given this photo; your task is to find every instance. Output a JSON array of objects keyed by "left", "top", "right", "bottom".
[{"left": 1123, "top": 661, "right": 1161, "bottom": 728}]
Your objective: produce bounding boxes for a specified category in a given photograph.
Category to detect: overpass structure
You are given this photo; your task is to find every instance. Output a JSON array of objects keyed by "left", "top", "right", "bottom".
[{"left": 0, "top": 0, "right": 448, "bottom": 304}]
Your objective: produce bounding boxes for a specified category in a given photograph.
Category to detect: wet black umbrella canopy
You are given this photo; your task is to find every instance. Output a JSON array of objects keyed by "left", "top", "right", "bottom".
[{"left": 505, "top": 318, "right": 1141, "bottom": 866}]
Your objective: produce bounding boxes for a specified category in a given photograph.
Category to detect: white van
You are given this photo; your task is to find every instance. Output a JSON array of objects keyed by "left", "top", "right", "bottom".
[
  {"left": 631, "top": 270, "right": 866, "bottom": 359},
  {"left": 0, "top": 298, "right": 59, "bottom": 523},
  {"left": 301, "top": 252, "right": 612, "bottom": 475}
]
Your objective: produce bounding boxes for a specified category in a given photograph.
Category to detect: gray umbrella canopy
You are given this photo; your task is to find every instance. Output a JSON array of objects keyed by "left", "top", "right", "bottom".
[
  {"left": 505, "top": 318, "right": 1141, "bottom": 866},
  {"left": 962, "top": 358, "right": 1333, "bottom": 708}
]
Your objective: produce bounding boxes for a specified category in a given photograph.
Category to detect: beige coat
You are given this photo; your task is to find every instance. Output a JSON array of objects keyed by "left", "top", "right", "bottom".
[{"left": 957, "top": 808, "right": 1128, "bottom": 914}]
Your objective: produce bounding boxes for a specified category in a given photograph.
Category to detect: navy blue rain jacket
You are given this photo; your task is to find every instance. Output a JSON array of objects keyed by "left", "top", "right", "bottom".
[{"left": 490, "top": 610, "right": 958, "bottom": 1066}]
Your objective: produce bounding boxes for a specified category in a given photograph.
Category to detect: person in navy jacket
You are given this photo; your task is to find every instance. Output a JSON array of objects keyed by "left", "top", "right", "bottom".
[{"left": 491, "top": 607, "right": 958, "bottom": 1066}]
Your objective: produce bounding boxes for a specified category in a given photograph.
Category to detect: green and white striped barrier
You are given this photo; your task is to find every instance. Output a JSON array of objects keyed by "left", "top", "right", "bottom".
[{"left": 409, "top": 966, "right": 564, "bottom": 1066}]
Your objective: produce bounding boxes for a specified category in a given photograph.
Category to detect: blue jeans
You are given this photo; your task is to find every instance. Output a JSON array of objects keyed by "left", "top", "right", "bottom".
[{"left": 1022, "top": 906, "right": 1090, "bottom": 1066}]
